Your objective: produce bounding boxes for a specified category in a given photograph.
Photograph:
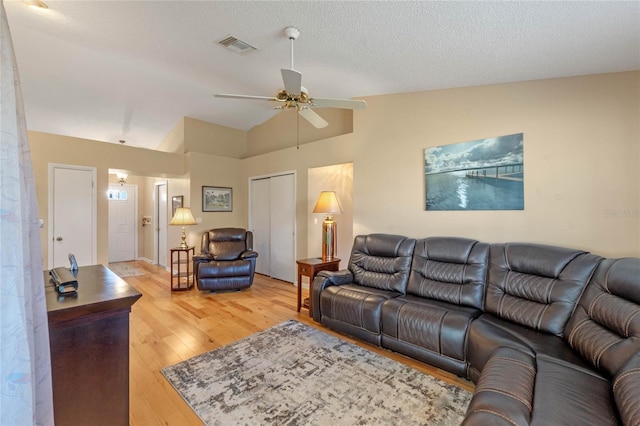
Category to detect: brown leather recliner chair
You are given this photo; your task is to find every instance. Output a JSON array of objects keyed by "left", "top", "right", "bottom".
[{"left": 193, "top": 228, "right": 258, "bottom": 292}]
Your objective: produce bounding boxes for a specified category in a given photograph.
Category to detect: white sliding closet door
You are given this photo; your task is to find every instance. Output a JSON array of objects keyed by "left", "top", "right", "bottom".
[
  {"left": 269, "top": 174, "right": 295, "bottom": 282},
  {"left": 251, "top": 178, "right": 271, "bottom": 276},
  {"left": 250, "top": 173, "right": 295, "bottom": 283}
]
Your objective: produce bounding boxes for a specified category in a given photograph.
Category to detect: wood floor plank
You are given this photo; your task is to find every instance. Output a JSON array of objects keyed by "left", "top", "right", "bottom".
[{"left": 125, "top": 261, "right": 474, "bottom": 425}]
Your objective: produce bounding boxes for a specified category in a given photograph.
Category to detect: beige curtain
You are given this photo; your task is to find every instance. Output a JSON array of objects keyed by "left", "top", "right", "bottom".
[{"left": 0, "top": 1, "right": 54, "bottom": 424}]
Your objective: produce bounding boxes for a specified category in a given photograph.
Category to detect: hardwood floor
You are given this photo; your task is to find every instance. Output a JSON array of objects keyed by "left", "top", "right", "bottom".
[{"left": 125, "top": 261, "right": 474, "bottom": 425}]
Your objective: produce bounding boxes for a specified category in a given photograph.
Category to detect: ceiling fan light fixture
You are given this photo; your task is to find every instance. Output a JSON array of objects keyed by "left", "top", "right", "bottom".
[{"left": 215, "top": 26, "right": 366, "bottom": 130}]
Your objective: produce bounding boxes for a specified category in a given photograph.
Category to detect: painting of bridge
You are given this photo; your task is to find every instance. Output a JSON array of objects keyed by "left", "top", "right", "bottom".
[{"left": 425, "top": 133, "right": 524, "bottom": 211}]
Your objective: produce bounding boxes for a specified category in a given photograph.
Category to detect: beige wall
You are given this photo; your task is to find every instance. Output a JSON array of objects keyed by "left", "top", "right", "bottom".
[
  {"left": 243, "top": 132, "right": 364, "bottom": 260},
  {"left": 184, "top": 117, "right": 247, "bottom": 158},
  {"left": 308, "top": 163, "right": 354, "bottom": 270},
  {"left": 156, "top": 117, "right": 185, "bottom": 154},
  {"left": 184, "top": 152, "right": 246, "bottom": 249},
  {"left": 29, "top": 131, "right": 184, "bottom": 268},
  {"left": 351, "top": 72, "right": 640, "bottom": 257},
  {"left": 28, "top": 71, "right": 640, "bottom": 271},
  {"left": 247, "top": 108, "right": 353, "bottom": 157}
]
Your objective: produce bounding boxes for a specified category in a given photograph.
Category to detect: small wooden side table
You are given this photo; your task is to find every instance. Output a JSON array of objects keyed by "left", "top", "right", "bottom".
[
  {"left": 170, "top": 246, "right": 195, "bottom": 291},
  {"left": 296, "top": 257, "right": 341, "bottom": 312}
]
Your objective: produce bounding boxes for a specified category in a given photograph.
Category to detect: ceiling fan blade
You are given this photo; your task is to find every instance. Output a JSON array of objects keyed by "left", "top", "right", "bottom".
[
  {"left": 310, "top": 97, "right": 367, "bottom": 110},
  {"left": 298, "top": 108, "right": 328, "bottom": 129},
  {"left": 215, "top": 94, "right": 277, "bottom": 101},
  {"left": 281, "top": 69, "right": 302, "bottom": 95}
]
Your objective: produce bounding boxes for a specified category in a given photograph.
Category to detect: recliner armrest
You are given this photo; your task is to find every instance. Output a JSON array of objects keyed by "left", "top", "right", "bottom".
[
  {"left": 193, "top": 254, "right": 214, "bottom": 280},
  {"left": 311, "top": 270, "right": 354, "bottom": 322},
  {"left": 193, "top": 254, "right": 214, "bottom": 262},
  {"left": 240, "top": 250, "right": 258, "bottom": 260},
  {"left": 317, "top": 269, "right": 353, "bottom": 286}
]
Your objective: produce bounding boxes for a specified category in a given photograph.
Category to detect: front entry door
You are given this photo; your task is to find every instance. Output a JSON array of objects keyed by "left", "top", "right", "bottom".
[{"left": 108, "top": 184, "right": 137, "bottom": 262}]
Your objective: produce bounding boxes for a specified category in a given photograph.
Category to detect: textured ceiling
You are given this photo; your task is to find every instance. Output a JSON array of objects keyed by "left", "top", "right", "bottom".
[{"left": 4, "top": 0, "right": 640, "bottom": 150}]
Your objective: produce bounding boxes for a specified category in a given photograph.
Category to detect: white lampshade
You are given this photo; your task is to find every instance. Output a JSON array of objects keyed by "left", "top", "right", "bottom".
[
  {"left": 170, "top": 207, "right": 196, "bottom": 249},
  {"left": 313, "top": 191, "right": 342, "bottom": 261},
  {"left": 170, "top": 207, "right": 196, "bottom": 226},
  {"left": 312, "top": 191, "right": 343, "bottom": 215}
]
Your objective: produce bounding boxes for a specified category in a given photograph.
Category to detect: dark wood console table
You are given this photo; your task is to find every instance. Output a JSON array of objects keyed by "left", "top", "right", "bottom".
[{"left": 45, "top": 264, "right": 141, "bottom": 426}]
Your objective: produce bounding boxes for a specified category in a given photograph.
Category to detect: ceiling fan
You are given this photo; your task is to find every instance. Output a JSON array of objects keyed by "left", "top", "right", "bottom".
[{"left": 215, "top": 27, "right": 367, "bottom": 129}]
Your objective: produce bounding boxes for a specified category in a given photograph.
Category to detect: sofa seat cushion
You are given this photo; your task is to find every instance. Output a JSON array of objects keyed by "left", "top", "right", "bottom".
[
  {"left": 467, "top": 313, "right": 589, "bottom": 382},
  {"left": 320, "top": 284, "right": 401, "bottom": 345},
  {"left": 464, "top": 347, "right": 618, "bottom": 426},
  {"left": 198, "top": 259, "right": 251, "bottom": 277},
  {"left": 197, "top": 276, "right": 253, "bottom": 292},
  {"left": 381, "top": 295, "right": 482, "bottom": 376}
]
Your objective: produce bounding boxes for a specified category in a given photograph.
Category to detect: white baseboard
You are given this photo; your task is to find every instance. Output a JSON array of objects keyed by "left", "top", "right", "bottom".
[{"left": 137, "top": 257, "right": 155, "bottom": 265}]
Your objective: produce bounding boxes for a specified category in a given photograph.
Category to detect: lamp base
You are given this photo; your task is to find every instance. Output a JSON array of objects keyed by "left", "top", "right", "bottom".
[
  {"left": 321, "top": 216, "right": 337, "bottom": 261},
  {"left": 178, "top": 226, "right": 189, "bottom": 249}
]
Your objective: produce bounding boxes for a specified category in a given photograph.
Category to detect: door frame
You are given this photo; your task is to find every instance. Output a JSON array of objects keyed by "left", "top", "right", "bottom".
[
  {"left": 248, "top": 170, "right": 297, "bottom": 283},
  {"left": 48, "top": 163, "right": 97, "bottom": 269},
  {"left": 108, "top": 183, "right": 139, "bottom": 262},
  {"left": 154, "top": 181, "right": 168, "bottom": 267}
]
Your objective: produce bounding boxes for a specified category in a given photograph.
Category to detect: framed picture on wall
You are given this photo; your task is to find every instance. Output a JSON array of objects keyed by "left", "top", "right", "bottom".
[
  {"left": 424, "top": 133, "right": 524, "bottom": 211},
  {"left": 172, "top": 195, "right": 183, "bottom": 217},
  {"left": 202, "top": 186, "right": 232, "bottom": 212}
]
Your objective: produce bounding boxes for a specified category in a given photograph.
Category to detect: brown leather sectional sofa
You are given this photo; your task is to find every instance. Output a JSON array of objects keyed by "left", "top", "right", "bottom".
[{"left": 310, "top": 234, "right": 640, "bottom": 425}]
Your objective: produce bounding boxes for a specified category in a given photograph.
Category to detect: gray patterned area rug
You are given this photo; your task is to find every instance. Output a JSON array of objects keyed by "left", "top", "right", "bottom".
[{"left": 161, "top": 320, "right": 471, "bottom": 425}]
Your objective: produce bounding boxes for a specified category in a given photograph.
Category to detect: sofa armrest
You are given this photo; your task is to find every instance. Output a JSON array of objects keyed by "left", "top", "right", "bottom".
[
  {"left": 613, "top": 352, "right": 640, "bottom": 426},
  {"left": 463, "top": 347, "right": 534, "bottom": 426},
  {"left": 317, "top": 269, "right": 353, "bottom": 286},
  {"left": 311, "top": 270, "right": 354, "bottom": 322},
  {"left": 240, "top": 250, "right": 258, "bottom": 260}
]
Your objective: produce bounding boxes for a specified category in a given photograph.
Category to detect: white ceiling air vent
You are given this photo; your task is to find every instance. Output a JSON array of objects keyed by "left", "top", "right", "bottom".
[{"left": 218, "top": 36, "right": 257, "bottom": 54}]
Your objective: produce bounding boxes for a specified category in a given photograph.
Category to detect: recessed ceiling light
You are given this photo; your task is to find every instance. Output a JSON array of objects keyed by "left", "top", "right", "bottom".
[{"left": 25, "top": 0, "right": 48, "bottom": 9}]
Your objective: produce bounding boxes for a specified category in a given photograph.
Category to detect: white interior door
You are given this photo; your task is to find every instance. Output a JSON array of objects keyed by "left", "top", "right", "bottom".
[
  {"left": 156, "top": 183, "right": 168, "bottom": 267},
  {"left": 269, "top": 174, "right": 295, "bottom": 282},
  {"left": 108, "top": 184, "right": 137, "bottom": 262},
  {"left": 251, "top": 178, "right": 270, "bottom": 275},
  {"left": 249, "top": 173, "right": 295, "bottom": 283},
  {"left": 49, "top": 165, "right": 96, "bottom": 268}
]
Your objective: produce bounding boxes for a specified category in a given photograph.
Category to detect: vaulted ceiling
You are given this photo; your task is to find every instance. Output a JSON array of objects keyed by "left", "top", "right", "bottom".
[{"left": 5, "top": 0, "right": 639, "bottom": 150}]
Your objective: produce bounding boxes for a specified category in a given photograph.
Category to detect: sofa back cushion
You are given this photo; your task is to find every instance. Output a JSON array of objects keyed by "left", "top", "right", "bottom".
[
  {"left": 348, "top": 234, "right": 416, "bottom": 294},
  {"left": 407, "top": 237, "right": 489, "bottom": 310},
  {"left": 485, "top": 243, "right": 601, "bottom": 336},
  {"left": 203, "top": 228, "right": 248, "bottom": 261},
  {"left": 565, "top": 258, "right": 640, "bottom": 376}
]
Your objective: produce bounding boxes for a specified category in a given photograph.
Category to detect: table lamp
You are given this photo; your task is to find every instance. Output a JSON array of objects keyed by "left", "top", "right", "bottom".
[
  {"left": 313, "top": 191, "right": 343, "bottom": 260},
  {"left": 170, "top": 207, "right": 196, "bottom": 249}
]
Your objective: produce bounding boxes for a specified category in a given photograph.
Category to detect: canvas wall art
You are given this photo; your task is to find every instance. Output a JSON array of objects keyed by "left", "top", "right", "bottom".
[{"left": 425, "top": 133, "right": 524, "bottom": 211}]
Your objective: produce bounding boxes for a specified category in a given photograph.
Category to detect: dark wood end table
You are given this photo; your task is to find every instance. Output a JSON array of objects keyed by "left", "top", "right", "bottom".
[
  {"left": 170, "top": 246, "right": 195, "bottom": 291},
  {"left": 296, "top": 257, "right": 341, "bottom": 312}
]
